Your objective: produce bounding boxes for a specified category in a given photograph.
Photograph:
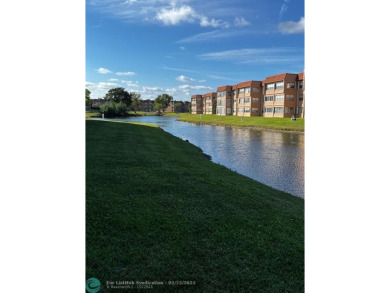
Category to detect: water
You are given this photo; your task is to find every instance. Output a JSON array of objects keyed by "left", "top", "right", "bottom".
[{"left": 107, "top": 116, "right": 304, "bottom": 198}]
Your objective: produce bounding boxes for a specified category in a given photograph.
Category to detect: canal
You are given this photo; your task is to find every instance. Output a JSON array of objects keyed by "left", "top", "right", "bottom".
[{"left": 109, "top": 116, "right": 304, "bottom": 198}]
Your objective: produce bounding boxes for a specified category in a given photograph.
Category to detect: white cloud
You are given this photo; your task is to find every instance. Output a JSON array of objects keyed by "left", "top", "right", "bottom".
[
  {"left": 179, "top": 46, "right": 186, "bottom": 50},
  {"left": 199, "top": 47, "right": 303, "bottom": 65},
  {"left": 200, "top": 16, "right": 229, "bottom": 28},
  {"left": 234, "top": 17, "right": 250, "bottom": 27},
  {"left": 156, "top": 5, "right": 196, "bottom": 25},
  {"left": 108, "top": 78, "right": 119, "bottom": 81},
  {"left": 279, "top": 0, "right": 290, "bottom": 20},
  {"left": 85, "top": 81, "right": 120, "bottom": 98},
  {"left": 176, "top": 75, "right": 196, "bottom": 82},
  {"left": 97, "top": 67, "right": 112, "bottom": 74},
  {"left": 177, "top": 29, "right": 258, "bottom": 43},
  {"left": 177, "top": 85, "right": 212, "bottom": 91},
  {"left": 278, "top": 17, "right": 304, "bottom": 34},
  {"left": 120, "top": 80, "right": 139, "bottom": 87},
  {"left": 115, "top": 71, "right": 135, "bottom": 76},
  {"left": 198, "top": 79, "right": 206, "bottom": 83}
]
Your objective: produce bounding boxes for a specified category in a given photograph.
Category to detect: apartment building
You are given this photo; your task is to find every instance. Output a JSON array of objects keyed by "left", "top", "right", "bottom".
[
  {"left": 216, "top": 85, "right": 233, "bottom": 115},
  {"left": 191, "top": 71, "right": 305, "bottom": 118},
  {"left": 191, "top": 94, "right": 203, "bottom": 114},
  {"left": 262, "top": 73, "right": 299, "bottom": 118},
  {"left": 234, "top": 80, "right": 262, "bottom": 117},
  {"left": 202, "top": 92, "right": 216, "bottom": 114}
]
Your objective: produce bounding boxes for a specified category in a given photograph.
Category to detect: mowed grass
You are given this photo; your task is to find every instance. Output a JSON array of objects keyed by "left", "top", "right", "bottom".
[
  {"left": 86, "top": 109, "right": 101, "bottom": 119},
  {"left": 177, "top": 113, "right": 304, "bottom": 132},
  {"left": 86, "top": 120, "right": 304, "bottom": 292}
]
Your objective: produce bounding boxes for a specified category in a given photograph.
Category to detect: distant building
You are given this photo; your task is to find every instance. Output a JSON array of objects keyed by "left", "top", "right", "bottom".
[
  {"left": 140, "top": 99, "right": 154, "bottom": 112},
  {"left": 90, "top": 98, "right": 108, "bottom": 108},
  {"left": 191, "top": 95, "right": 203, "bottom": 114},
  {"left": 202, "top": 92, "right": 216, "bottom": 114}
]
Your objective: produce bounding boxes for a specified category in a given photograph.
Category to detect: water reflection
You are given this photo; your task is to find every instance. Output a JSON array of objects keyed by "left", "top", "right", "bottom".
[{"left": 109, "top": 116, "right": 304, "bottom": 198}]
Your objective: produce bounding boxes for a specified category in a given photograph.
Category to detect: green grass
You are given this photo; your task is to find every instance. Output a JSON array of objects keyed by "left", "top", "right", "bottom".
[
  {"left": 176, "top": 113, "right": 304, "bottom": 132},
  {"left": 86, "top": 109, "right": 101, "bottom": 119},
  {"left": 86, "top": 120, "right": 304, "bottom": 292}
]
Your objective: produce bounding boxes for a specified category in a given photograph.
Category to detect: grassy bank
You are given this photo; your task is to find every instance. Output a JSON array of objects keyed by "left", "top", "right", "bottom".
[
  {"left": 86, "top": 120, "right": 304, "bottom": 292},
  {"left": 176, "top": 113, "right": 304, "bottom": 132}
]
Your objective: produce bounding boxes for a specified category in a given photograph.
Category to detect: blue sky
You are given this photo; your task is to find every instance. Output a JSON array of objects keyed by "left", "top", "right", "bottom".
[{"left": 86, "top": 0, "right": 304, "bottom": 100}]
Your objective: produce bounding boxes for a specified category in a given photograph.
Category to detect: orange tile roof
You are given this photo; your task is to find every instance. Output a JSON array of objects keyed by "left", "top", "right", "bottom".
[
  {"left": 263, "top": 73, "right": 288, "bottom": 84},
  {"left": 237, "top": 80, "right": 262, "bottom": 88},
  {"left": 217, "top": 85, "right": 232, "bottom": 91},
  {"left": 298, "top": 72, "right": 304, "bottom": 80},
  {"left": 202, "top": 92, "right": 216, "bottom": 97}
]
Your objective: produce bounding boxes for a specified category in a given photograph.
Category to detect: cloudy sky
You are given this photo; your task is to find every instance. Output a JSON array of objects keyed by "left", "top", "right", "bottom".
[{"left": 86, "top": 0, "right": 304, "bottom": 100}]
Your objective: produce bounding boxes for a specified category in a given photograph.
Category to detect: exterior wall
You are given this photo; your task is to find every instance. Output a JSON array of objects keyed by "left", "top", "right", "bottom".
[
  {"left": 216, "top": 86, "right": 233, "bottom": 116},
  {"left": 202, "top": 92, "right": 216, "bottom": 114},
  {"left": 297, "top": 72, "right": 305, "bottom": 118},
  {"left": 191, "top": 95, "right": 203, "bottom": 114},
  {"left": 235, "top": 81, "right": 262, "bottom": 117},
  {"left": 263, "top": 73, "right": 300, "bottom": 118}
]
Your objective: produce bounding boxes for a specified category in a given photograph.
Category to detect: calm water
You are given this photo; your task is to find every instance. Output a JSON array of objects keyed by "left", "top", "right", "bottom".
[{"left": 108, "top": 116, "right": 304, "bottom": 198}]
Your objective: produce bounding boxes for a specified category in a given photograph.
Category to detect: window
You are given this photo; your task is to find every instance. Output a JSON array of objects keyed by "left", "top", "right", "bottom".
[
  {"left": 244, "top": 98, "right": 250, "bottom": 103},
  {"left": 252, "top": 98, "right": 259, "bottom": 102},
  {"left": 244, "top": 87, "right": 250, "bottom": 94},
  {"left": 244, "top": 107, "right": 250, "bottom": 113},
  {"left": 265, "top": 95, "right": 273, "bottom": 102},
  {"left": 239, "top": 98, "right": 244, "bottom": 104},
  {"left": 252, "top": 87, "right": 260, "bottom": 93},
  {"left": 217, "top": 91, "right": 226, "bottom": 97},
  {"left": 274, "top": 107, "right": 283, "bottom": 113},
  {"left": 275, "top": 95, "right": 284, "bottom": 102},
  {"left": 239, "top": 88, "right": 245, "bottom": 94},
  {"left": 297, "top": 107, "right": 303, "bottom": 114},
  {"left": 299, "top": 81, "right": 303, "bottom": 89},
  {"left": 227, "top": 108, "right": 232, "bottom": 114},
  {"left": 266, "top": 83, "right": 275, "bottom": 90},
  {"left": 227, "top": 100, "right": 232, "bottom": 106},
  {"left": 287, "top": 82, "right": 295, "bottom": 89},
  {"left": 286, "top": 95, "right": 294, "bottom": 101},
  {"left": 252, "top": 107, "right": 258, "bottom": 113},
  {"left": 232, "top": 91, "right": 236, "bottom": 96},
  {"left": 238, "top": 108, "right": 244, "bottom": 113},
  {"left": 276, "top": 82, "right": 284, "bottom": 89},
  {"left": 299, "top": 95, "right": 304, "bottom": 101},
  {"left": 265, "top": 107, "right": 273, "bottom": 113}
]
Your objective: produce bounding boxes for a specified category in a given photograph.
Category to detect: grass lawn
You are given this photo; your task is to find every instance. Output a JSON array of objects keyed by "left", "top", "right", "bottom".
[
  {"left": 86, "top": 109, "right": 101, "bottom": 119},
  {"left": 86, "top": 120, "right": 304, "bottom": 292},
  {"left": 176, "top": 113, "right": 304, "bottom": 132}
]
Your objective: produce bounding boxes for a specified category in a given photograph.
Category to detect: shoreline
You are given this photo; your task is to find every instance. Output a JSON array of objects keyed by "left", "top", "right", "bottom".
[{"left": 176, "top": 118, "right": 305, "bottom": 133}]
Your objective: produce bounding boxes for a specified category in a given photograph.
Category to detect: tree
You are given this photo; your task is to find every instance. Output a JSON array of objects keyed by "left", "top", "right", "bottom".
[
  {"left": 153, "top": 100, "right": 163, "bottom": 113},
  {"left": 86, "top": 89, "right": 91, "bottom": 106},
  {"left": 154, "top": 93, "right": 173, "bottom": 113},
  {"left": 131, "top": 94, "right": 142, "bottom": 113},
  {"left": 104, "top": 87, "right": 132, "bottom": 107}
]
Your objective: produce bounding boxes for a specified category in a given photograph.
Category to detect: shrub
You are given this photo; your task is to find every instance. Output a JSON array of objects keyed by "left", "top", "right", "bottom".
[{"left": 100, "top": 101, "right": 128, "bottom": 118}]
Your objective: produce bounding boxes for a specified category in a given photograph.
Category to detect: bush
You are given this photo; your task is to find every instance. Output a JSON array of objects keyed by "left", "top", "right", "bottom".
[{"left": 100, "top": 101, "right": 128, "bottom": 118}]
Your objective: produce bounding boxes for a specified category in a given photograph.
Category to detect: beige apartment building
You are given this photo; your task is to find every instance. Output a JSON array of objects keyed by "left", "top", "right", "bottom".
[
  {"left": 191, "top": 94, "right": 203, "bottom": 114},
  {"left": 233, "top": 80, "right": 262, "bottom": 117},
  {"left": 216, "top": 85, "right": 233, "bottom": 115},
  {"left": 191, "top": 71, "right": 305, "bottom": 118},
  {"left": 203, "top": 92, "right": 216, "bottom": 114}
]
